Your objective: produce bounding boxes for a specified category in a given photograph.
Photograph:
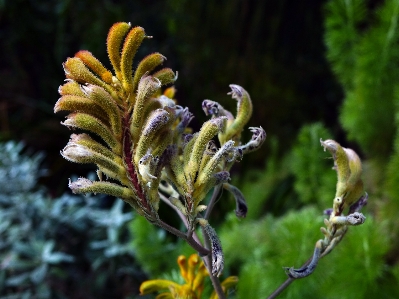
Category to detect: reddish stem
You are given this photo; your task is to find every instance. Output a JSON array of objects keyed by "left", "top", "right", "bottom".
[{"left": 122, "top": 115, "right": 151, "bottom": 212}]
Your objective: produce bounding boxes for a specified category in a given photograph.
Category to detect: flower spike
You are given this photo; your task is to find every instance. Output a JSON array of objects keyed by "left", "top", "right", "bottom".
[
  {"left": 284, "top": 139, "right": 367, "bottom": 279},
  {"left": 56, "top": 24, "right": 265, "bottom": 295}
]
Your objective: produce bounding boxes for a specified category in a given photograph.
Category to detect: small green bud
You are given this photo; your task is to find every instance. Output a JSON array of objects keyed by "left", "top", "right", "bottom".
[
  {"left": 81, "top": 84, "right": 122, "bottom": 138},
  {"left": 196, "top": 140, "right": 235, "bottom": 186},
  {"left": 320, "top": 139, "right": 364, "bottom": 213},
  {"left": 69, "top": 177, "right": 134, "bottom": 200},
  {"left": 130, "top": 76, "right": 162, "bottom": 140},
  {"left": 132, "top": 53, "right": 167, "bottom": 92},
  {"left": 219, "top": 84, "right": 253, "bottom": 144},
  {"left": 54, "top": 95, "right": 108, "bottom": 124},
  {"left": 153, "top": 68, "right": 178, "bottom": 86},
  {"left": 61, "top": 112, "right": 120, "bottom": 153},
  {"left": 68, "top": 133, "right": 122, "bottom": 164},
  {"left": 185, "top": 117, "right": 227, "bottom": 182},
  {"left": 134, "top": 109, "right": 170, "bottom": 165},
  {"left": 61, "top": 141, "right": 128, "bottom": 185},
  {"left": 58, "top": 81, "right": 86, "bottom": 97}
]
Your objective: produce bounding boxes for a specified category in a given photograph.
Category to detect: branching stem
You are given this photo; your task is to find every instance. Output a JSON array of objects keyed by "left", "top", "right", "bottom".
[
  {"left": 266, "top": 277, "right": 294, "bottom": 299},
  {"left": 156, "top": 218, "right": 209, "bottom": 256},
  {"left": 266, "top": 256, "right": 313, "bottom": 299}
]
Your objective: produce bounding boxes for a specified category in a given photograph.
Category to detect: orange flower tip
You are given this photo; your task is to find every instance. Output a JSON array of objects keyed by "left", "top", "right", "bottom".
[
  {"left": 71, "top": 51, "right": 114, "bottom": 85},
  {"left": 101, "top": 71, "right": 113, "bottom": 84},
  {"left": 163, "top": 86, "right": 176, "bottom": 98},
  {"left": 188, "top": 253, "right": 200, "bottom": 265},
  {"left": 74, "top": 50, "right": 91, "bottom": 58},
  {"left": 178, "top": 255, "right": 187, "bottom": 262}
]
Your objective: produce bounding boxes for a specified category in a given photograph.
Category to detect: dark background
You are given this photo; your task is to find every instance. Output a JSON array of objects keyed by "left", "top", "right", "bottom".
[{"left": 0, "top": 0, "right": 343, "bottom": 195}]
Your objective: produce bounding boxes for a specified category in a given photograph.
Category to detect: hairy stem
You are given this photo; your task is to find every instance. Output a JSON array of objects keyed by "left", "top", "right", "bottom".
[{"left": 156, "top": 219, "right": 209, "bottom": 256}]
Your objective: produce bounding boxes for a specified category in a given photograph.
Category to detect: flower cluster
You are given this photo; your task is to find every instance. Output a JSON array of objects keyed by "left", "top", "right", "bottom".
[
  {"left": 55, "top": 22, "right": 265, "bottom": 277},
  {"left": 140, "top": 254, "right": 238, "bottom": 299},
  {"left": 285, "top": 139, "right": 367, "bottom": 278}
]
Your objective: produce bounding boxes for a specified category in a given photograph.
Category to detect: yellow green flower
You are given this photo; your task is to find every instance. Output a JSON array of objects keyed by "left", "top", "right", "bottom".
[{"left": 140, "top": 254, "right": 238, "bottom": 299}]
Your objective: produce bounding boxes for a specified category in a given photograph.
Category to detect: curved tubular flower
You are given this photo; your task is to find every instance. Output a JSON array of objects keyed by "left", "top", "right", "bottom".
[
  {"left": 219, "top": 84, "right": 253, "bottom": 144},
  {"left": 55, "top": 22, "right": 265, "bottom": 284},
  {"left": 140, "top": 254, "right": 238, "bottom": 299},
  {"left": 284, "top": 140, "right": 367, "bottom": 279}
]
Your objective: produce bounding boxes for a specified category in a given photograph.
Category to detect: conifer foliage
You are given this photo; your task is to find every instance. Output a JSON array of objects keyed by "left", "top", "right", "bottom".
[{"left": 325, "top": 0, "right": 399, "bottom": 157}]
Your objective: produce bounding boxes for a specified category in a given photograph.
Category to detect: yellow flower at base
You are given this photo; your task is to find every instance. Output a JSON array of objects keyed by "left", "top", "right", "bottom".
[{"left": 140, "top": 254, "right": 238, "bottom": 299}]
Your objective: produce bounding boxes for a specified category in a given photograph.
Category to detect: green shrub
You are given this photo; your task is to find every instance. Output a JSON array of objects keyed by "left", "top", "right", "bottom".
[{"left": 0, "top": 141, "right": 143, "bottom": 298}]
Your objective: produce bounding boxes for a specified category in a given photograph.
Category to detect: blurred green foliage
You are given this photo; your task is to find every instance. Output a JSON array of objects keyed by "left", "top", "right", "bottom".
[
  {"left": 220, "top": 207, "right": 390, "bottom": 299},
  {"left": 290, "top": 123, "right": 336, "bottom": 208},
  {"left": 213, "top": 0, "right": 399, "bottom": 297},
  {"left": 2, "top": 0, "right": 399, "bottom": 298},
  {"left": 0, "top": 0, "right": 341, "bottom": 195},
  {"left": 129, "top": 215, "right": 192, "bottom": 277},
  {"left": 325, "top": 0, "right": 399, "bottom": 157},
  {"left": 0, "top": 141, "right": 145, "bottom": 298}
]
